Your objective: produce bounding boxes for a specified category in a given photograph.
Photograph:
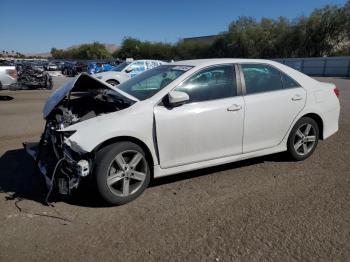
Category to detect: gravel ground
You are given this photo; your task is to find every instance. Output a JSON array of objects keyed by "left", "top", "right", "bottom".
[{"left": 0, "top": 76, "right": 349, "bottom": 262}]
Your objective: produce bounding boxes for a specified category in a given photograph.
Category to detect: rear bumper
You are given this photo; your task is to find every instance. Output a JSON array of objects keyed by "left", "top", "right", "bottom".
[
  {"left": 0, "top": 76, "right": 17, "bottom": 87},
  {"left": 322, "top": 106, "right": 340, "bottom": 140}
]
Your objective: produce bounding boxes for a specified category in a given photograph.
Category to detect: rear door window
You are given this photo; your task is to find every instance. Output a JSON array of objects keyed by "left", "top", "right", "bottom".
[
  {"left": 281, "top": 73, "right": 300, "bottom": 89},
  {"left": 241, "top": 64, "right": 283, "bottom": 94}
]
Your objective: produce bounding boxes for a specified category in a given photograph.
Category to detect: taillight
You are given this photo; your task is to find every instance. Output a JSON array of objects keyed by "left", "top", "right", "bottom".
[
  {"left": 334, "top": 87, "right": 340, "bottom": 98},
  {"left": 6, "top": 69, "right": 17, "bottom": 79}
]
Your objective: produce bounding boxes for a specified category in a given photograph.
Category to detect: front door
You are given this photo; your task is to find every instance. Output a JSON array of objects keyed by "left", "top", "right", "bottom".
[{"left": 154, "top": 64, "right": 245, "bottom": 169}]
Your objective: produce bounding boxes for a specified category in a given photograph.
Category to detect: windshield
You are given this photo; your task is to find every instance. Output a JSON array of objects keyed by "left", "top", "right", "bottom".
[
  {"left": 112, "top": 62, "right": 131, "bottom": 72},
  {"left": 118, "top": 65, "right": 192, "bottom": 100}
]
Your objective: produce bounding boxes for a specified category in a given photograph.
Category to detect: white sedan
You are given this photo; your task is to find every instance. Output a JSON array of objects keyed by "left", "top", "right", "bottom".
[
  {"left": 93, "top": 59, "right": 164, "bottom": 86},
  {"left": 25, "top": 59, "right": 340, "bottom": 205}
]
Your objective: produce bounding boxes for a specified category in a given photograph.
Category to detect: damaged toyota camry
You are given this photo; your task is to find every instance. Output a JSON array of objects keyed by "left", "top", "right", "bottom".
[{"left": 24, "top": 59, "right": 340, "bottom": 205}]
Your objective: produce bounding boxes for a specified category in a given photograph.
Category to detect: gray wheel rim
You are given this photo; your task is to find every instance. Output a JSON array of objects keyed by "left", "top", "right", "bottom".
[
  {"left": 107, "top": 80, "right": 118, "bottom": 86},
  {"left": 107, "top": 150, "right": 147, "bottom": 197},
  {"left": 293, "top": 123, "right": 316, "bottom": 156}
]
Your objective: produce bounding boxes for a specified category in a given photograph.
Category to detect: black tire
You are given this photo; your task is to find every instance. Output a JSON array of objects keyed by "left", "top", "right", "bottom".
[
  {"left": 46, "top": 76, "right": 53, "bottom": 90},
  {"left": 94, "top": 142, "right": 151, "bottom": 205},
  {"left": 46, "top": 81, "right": 53, "bottom": 90},
  {"left": 287, "top": 117, "right": 319, "bottom": 161},
  {"left": 106, "top": 79, "right": 120, "bottom": 86},
  {"left": 0, "top": 81, "right": 2, "bottom": 90}
]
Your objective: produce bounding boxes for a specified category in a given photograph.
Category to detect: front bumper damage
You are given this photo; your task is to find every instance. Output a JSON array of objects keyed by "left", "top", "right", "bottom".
[
  {"left": 23, "top": 126, "right": 92, "bottom": 196},
  {"left": 22, "top": 74, "right": 137, "bottom": 198}
]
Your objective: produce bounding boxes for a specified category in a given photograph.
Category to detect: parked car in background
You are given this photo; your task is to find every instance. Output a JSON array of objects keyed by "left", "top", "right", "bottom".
[
  {"left": 17, "top": 63, "right": 52, "bottom": 90},
  {"left": 61, "top": 61, "right": 88, "bottom": 76},
  {"left": 94, "top": 59, "right": 164, "bottom": 86},
  {"left": 87, "top": 62, "right": 114, "bottom": 75},
  {"left": 45, "top": 62, "right": 59, "bottom": 71},
  {"left": 0, "top": 65, "right": 17, "bottom": 90},
  {"left": 24, "top": 59, "right": 340, "bottom": 205}
]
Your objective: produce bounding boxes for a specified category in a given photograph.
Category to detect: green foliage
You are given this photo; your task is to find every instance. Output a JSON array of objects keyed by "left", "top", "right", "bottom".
[
  {"left": 52, "top": 1, "right": 350, "bottom": 60},
  {"left": 51, "top": 42, "right": 112, "bottom": 59},
  {"left": 113, "top": 38, "right": 174, "bottom": 60}
]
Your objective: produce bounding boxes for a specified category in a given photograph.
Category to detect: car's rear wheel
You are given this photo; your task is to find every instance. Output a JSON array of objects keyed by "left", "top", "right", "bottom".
[
  {"left": 95, "top": 142, "right": 150, "bottom": 205},
  {"left": 287, "top": 117, "right": 319, "bottom": 161},
  {"left": 106, "top": 79, "right": 119, "bottom": 86}
]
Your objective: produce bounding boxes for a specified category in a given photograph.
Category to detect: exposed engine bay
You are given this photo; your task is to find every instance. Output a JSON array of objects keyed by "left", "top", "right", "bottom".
[
  {"left": 49, "top": 89, "right": 131, "bottom": 128},
  {"left": 24, "top": 74, "right": 136, "bottom": 200}
]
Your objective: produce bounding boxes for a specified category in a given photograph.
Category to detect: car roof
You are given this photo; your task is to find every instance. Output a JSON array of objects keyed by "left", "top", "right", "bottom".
[
  {"left": 171, "top": 58, "right": 279, "bottom": 67},
  {"left": 170, "top": 58, "right": 319, "bottom": 87},
  {"left": 133, "top": 59, "right": 163, "bottom": 62}
]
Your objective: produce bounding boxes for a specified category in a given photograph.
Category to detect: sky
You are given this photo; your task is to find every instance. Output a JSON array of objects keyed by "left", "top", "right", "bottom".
[{"left": 0, "top": 0, "right": 347, "bottom": 54}]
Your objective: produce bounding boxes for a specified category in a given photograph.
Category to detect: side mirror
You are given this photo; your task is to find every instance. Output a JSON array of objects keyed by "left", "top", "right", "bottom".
[
  {"left": 125, "top": 67, "right": 133, "bottom": 73},
  {"left": 167, "top": 91, "right": 189, "bottom": 107}
]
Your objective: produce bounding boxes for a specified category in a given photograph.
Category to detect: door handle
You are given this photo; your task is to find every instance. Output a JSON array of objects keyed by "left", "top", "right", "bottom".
[
  {"left": 227, "top": 104, "right": 242, "bottom": 111},
  {"left": 292, "top": 94, "right": 303, "bottom": 101}
]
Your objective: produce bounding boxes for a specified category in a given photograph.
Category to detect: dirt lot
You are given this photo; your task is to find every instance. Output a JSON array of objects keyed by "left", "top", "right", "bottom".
[{"left": 0, "top": 76, "right": 349, "bottom": 262}]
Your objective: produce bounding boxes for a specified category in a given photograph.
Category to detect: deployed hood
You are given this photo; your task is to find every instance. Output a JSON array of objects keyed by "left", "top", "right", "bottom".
[{"left": 43, "top": 73, "right": 138, "bottom": 118}]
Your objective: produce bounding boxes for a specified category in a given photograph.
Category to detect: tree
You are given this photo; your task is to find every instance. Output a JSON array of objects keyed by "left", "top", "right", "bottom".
[
  {"left": 51, "top": 1, "right": 350, "bottom": 60},
  {"left": 51, "top": 42, "right": 112, "bottom": 59}
]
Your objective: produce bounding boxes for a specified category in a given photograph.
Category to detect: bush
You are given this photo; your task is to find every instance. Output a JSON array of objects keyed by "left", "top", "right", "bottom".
[
  {"left": 51, "top": 42, "right": 112, "bottom": 59},
  {"left": 53, "top": 1, "right": 350, "bottom": 60}
]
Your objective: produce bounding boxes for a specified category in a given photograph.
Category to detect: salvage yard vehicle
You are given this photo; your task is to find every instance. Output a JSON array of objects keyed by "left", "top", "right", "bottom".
[
  {"left": 61, "top": 61, "right": 88, "bottom": 77},
  {"left": 87, "top": 62, "right": 114, "bottom": 75},
  {"left": 24, "top": 59, "right": 340, "bottom": 205},
  {"left": 0, "top": 65, "right": 17, "bottom": 90},
  {"left": 94, "top": 59, "right": 164, "bottom": 86},
  {"left": 17, "top": 63, "right": 53, "bottom": 90},
  {"left": 44, "top": 62, "right": 59, "bottom": 71}
]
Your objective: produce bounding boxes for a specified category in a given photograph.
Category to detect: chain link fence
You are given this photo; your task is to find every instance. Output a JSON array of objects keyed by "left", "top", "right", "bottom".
[{"left": 274, "top": 56, "right": 350, "bottom": 77}]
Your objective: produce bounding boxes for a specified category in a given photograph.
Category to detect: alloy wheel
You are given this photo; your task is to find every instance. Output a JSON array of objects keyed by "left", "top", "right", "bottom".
[
  {"left": 293, "top": 123, "right": 316, "bottom": 156},
  {"left": 107, "top": 150, "right": 147, "bottom": 197}
]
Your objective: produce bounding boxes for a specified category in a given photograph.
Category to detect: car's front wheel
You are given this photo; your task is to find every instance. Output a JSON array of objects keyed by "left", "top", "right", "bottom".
[
  {"left": 95, "top": 142, "right": 151, "bottom": 205},
  {"left": 287, "top": 117, "right": 319, "bottom": 161}
]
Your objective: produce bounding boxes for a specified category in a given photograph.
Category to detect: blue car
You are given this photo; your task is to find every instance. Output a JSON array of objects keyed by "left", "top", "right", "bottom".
[{"left": 88, "top": 62, "right": 114, "bottom": 75}]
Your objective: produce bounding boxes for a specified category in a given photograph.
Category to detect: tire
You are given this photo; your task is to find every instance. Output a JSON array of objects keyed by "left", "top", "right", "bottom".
[
  {"left": 94, "top": 142, "right": 151, "bottom": 205},
  {"left": 106, "top": 79, "right": 120, "bottom": 86},
  {"left": 0, "top": 81, "right": 2, "bottom": 90},
  {"left": 287, "top": 117, "right": 319, "bottom": 161},
  {"left": 46, "top": 77, "right": 53, "bottom": 90}
]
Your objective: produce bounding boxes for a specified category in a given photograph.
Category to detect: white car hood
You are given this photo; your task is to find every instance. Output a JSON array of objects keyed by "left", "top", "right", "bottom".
[{"left": 43, "top": 73, "right": 138, "bottom": 118}]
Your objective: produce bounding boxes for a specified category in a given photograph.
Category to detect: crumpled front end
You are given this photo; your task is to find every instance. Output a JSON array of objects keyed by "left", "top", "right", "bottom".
[
  {"left": 24, "top": 122, "right": 92, "bottom": 195},
  {"left": 24, "top": 73, "right": 137, "bottom": 197}
]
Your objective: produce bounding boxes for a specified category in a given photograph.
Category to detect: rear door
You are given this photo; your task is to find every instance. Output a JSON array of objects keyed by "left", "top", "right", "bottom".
[{"left": 240, "top": 63, "right": 306, "bottom": 153}]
